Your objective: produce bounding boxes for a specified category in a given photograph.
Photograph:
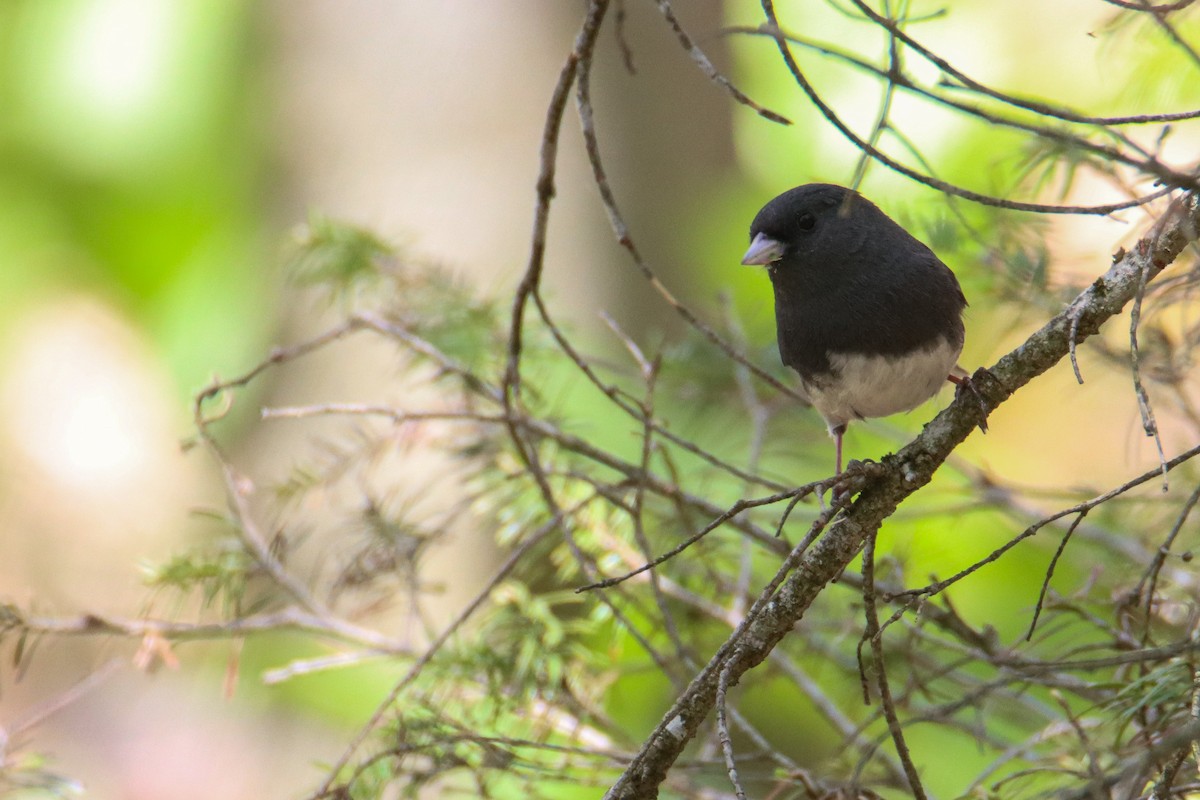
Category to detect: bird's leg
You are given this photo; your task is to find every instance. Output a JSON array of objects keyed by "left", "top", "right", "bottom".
[
  {"left": 948, "top": 372, "right": 989, "bottom": 434},
  {"left": 829, "top": 424, "right": 871, "bottom": 504},
  {"left": 832, "top": 423, "right": 846, "bottom": 475}
]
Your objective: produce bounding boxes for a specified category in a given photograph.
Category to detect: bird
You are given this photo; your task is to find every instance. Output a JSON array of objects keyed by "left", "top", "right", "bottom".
[{"left": 741, "top": 183, "right": 971, "bottom": 475}]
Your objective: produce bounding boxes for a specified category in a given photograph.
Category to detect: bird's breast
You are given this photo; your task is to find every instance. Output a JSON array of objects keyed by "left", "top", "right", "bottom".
[{"left": 799, "top": 336, "right": 963, "bottom": 431}]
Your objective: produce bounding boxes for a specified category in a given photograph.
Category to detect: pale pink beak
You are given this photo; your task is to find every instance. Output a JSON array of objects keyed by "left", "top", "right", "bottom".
[{"left": 741, "top": 232, "right": 784, "bottom": 265}]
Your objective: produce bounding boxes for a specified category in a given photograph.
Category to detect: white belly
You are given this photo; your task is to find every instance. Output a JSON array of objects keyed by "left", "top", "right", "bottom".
[{"left": 802, "top": 337, "right": 963, "bottom": 432}]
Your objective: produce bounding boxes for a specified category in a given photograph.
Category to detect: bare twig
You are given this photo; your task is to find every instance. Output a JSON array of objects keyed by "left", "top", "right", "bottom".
[
  {"left": 1130, "top": 257, "right": 1171, "bottom": 489},
  {"left": 1026, "top": 511, "right": 1090, "bottom": 640},
  {"left": 860, "top": 531, "right": 928, "bottom": 800},
  {"left": 16, "top": 607, "right": 406, "bottom": 653},
  {"left": 715, "top": 665, "right": 749, "bottom": 800},
  {"left": 897, "top": 441, "right": 1200, "bottom": 606},
  {"left": 652, "top": 0, "right": 791, "bottom": 125},
  {"left": 572, "top": 10, "right": 805, "bottom": 402}
]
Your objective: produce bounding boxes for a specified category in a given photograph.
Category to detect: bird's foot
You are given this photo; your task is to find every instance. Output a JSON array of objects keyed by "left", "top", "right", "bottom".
[
  {"left": 828, "top": 458, "right": 883, "bottom": 504},
  {"left": 950, "top": 373, "right": 990, "bottom": 434}
]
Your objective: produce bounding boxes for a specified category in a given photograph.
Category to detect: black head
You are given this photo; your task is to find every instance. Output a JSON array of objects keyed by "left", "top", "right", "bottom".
[{"left": 741, "top": 184, "right": 917, "bottom": 284}]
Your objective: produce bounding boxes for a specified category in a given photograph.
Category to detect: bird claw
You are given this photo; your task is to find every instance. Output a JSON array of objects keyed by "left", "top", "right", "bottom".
[
  {"left": 829, "top": 458, "right": 880, "bottom": 504},
  {"left": 952, "top": 373, "right": 990, "bottom": 434}
]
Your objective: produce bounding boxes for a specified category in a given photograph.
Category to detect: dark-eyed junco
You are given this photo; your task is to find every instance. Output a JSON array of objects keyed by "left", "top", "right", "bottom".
[{"left": 741, "top": 183, "right": 970, "bottom": 475}]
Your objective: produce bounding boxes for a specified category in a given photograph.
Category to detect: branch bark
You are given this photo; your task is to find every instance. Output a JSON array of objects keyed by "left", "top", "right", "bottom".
[{"left": 604, "top": 194, "right": 1200, "bottom": 799}]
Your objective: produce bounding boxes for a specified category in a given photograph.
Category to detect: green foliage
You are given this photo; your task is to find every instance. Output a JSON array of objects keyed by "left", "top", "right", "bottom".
[
  {"left": 467, "top": 583, "right": 610, "bottom": 702},
  {"left": 287, "top": 214, "right": 395, "bottom": 300},
  {"left": 314, "top": 584, "right": 622, "bottom": 798},
  {"left": 286, "top": 215, "right": 512, "bottom": 379},
  {"left": 1105, "top": 661, "right": 1195, "bottom": 727},
  {"left": 141, "top": 531, "right": 257, "bottom": 618}
]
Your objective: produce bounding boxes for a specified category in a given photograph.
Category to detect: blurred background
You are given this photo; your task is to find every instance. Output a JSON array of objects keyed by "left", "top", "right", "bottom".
[{"left": 1, "top": 1, "right": 1197, "bottom": 798}]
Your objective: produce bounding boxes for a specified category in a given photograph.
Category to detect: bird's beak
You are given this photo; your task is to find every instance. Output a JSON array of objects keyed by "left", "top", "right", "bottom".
[{"left": 741, "top": 233, "right": 784, "bottom": 266}]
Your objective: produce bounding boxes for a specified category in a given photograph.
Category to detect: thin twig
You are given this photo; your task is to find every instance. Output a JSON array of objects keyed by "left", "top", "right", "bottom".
[
  {"left": 896, "top": 442, "right": 1200, "bottom": 606},
  {"left": 1026, "top": 510, "right": 1090, "bottom": 640},
  {"left": 1135, "top": 482, "right": 1200, "bottom": 642},
  {"left": 573, "top": 15, "right": 805, "bottom": 402},
  {"left": 716, "top": 665, "right": 749, "bottom": 800},
  {"left": 1130, "top": 256, "right": 1171, "bottom": 489},
  {"left": 860, "top": 531, "right": 928, "bottom": 800},
  {"left": 652, "top": 0, "right": 791, "bottom": 125}
]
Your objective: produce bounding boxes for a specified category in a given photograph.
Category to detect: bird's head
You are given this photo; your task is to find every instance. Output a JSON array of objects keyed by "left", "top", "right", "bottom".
[{"left": 741, "top": 183, "right": 884, "bottom": 278}]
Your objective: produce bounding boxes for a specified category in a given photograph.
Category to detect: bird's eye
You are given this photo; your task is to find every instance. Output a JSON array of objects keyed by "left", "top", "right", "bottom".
[{"left": 797, "top": 213, "right": 816, "bottom": 230}]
